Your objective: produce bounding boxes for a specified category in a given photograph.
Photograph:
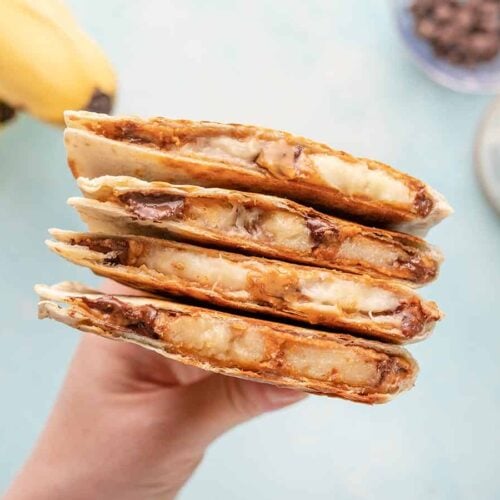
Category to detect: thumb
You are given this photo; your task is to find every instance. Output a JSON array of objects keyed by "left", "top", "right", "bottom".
[{"left": 175, "top": 374, "right": 307, "bottom": 448}]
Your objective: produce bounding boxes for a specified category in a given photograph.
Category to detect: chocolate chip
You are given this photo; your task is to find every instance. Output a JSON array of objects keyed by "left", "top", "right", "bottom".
[
  {"left": 454, "top": 8, "right": 475, "bottom": 31},
  {"left": 293, "top": 145, "right": 303, "bottom": 161},
  {"left": 417, "top": 18, "right": 439, "bottom": 39},
  {"left": 469, "top": 32, "right": 499, "bottom": 60},
  {"left": 411, "top": 0, "right": 500, "bottom": 66},
  {"left": 414, "top": 189, "right": 434, "bottom": 217},
  {"left": 119, "top": 192, "right": 185, "bottom": 221},
  {"left": 72, "top": 237, "right": 130, "bottom": 266},
  {"left": 306, "top": 217, "right": 339, "bottom": 247}
]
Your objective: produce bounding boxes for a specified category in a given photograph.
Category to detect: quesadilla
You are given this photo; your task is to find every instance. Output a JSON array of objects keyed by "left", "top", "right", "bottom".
[
  {"left": 35, "top": 282, "right": 419, "bottom": 403},
  {"left": 46, "top": 229, "right": 442, "bottom": 344},
  {"left": 64, "top": 111, "right": 452, "bottom": 234},
  {"left": 74, "top": 175, "right": 443, "bottom": 286}
]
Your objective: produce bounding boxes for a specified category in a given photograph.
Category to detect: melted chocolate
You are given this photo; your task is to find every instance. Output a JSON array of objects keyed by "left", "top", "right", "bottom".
[
  {"left": 306, "top": 217, "right": 340, "bottom": 247},
  {"left": 293, "top": 145, "right": 303, "bottom": 160},
  {"left": 236, "top": 205, "right": 262, "bottom": 234},
  {"left": 82, "top": 297, "right": 160, "bottom": 340},
  {"left": 390, "top": 301, "right": 430, "bottom": 338},
  {"left": 394, "top": 254, "right": 436, "bottom": 282},
  {"left": 414, "top": 188, "right": 434, "bottom": 217},
  {"left": 119, "top": 192, "right": 185, "bottom": 221},
  {"left": 377, "top": 357, "right": 408, "bottom": 385},
  {"left": 364, "top": 300, "right": 428, "bottom": 339},
  {"left": 72, "top": 237, "right": 129, "bottom": 266}
]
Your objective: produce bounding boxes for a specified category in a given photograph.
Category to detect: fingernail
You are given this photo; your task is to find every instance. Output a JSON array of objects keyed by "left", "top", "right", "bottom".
[{"left": 264, "top": 386, "right": 308, "bottom": 410}]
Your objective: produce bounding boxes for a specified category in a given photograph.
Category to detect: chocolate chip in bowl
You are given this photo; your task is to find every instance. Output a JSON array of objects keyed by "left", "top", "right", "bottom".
[{"left": 392, "top": 0, "right": 500, "bottom": 93}]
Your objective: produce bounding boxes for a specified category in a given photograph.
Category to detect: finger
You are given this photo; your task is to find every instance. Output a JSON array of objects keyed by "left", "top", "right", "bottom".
[
  {"left": 100, "top": 279, "right": 146, "bottom": 296},
  {"left": 173, "top": 374, "right": 308, "bottom": 448}
]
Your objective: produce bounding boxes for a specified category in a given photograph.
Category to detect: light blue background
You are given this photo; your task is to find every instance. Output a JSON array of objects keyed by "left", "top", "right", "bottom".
[{"left": 1, "top": 1, "right": 499, "bottom": 498}]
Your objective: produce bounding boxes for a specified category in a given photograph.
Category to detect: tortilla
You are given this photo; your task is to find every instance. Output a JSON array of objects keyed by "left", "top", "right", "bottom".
[
  {"left": 73, "top": 175, "right": 443, "bottom": 286},
  {"left": 35, "top": 282, "right": 419, "bottom": 403},
  {"left": 47, "top": 229, "right": 442, "bottom": 344},
  {"left": 64, "top": 111, "right": 452, "bottom": 234}
]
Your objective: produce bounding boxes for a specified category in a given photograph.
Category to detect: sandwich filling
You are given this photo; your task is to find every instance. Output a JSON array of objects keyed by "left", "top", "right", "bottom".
[
  {"left": 52, "top": 234, "right": 440, "bottom": 340},
  {"left": 113, "top": 190, "right": 439, "bottom": 283},
  {"left": 62, "top": 294, "right": 416, "bottom": 394},
  {"left": 79, "top": 118, "right": 434, "bottom": 215}
]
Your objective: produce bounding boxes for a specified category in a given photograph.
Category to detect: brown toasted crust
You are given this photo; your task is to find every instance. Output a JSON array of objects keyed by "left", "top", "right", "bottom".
[
  {"left": 76, "top": 176, "right": 443, "bottom": 285},
  {"left": 35, "top": 282, "right": 419, "bottom": 403},
  {"left": 47, "top": 229, "right": 442, "bottom": 344},
  {"left": 64, "top": 111, "right": 452, "bottom": 233}
]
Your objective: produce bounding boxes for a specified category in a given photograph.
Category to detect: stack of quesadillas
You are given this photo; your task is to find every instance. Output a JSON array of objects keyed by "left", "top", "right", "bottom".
[{"left": 36, "top": 111, "right": 452, "bottom": 404}]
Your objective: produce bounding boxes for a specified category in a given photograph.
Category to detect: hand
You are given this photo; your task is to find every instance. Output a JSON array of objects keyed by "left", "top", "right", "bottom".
[{"left": 6, "top": 281, "right": 307, "bottom": 500}]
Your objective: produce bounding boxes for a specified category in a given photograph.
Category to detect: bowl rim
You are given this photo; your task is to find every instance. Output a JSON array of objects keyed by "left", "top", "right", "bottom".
[{"left": 474, "top": 96, "right": 500, "bottom": 215}]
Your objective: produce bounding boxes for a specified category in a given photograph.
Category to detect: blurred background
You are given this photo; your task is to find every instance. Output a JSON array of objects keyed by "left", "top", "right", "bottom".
[{"left": 1, "top": 1, "right": 499, "bottom": 498}]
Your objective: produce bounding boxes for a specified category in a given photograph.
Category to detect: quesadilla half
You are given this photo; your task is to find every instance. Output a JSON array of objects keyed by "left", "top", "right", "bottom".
[
  {"left": 64, "top": 111, "right": 452, "bottom": 234},
  {"left": 35, "top": 282, "right": 419, "bottom": 403},
  {"left": 47, "top": 229, "right": 442, "bottom": 344},
  {"left": 74, "top": 175, "right": 443, "bottom": 286}
]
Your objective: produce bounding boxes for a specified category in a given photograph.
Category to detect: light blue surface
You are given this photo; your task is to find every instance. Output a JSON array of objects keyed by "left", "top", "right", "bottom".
[{"left": 1, "top": 1, "right": 499, "bottom": 498}]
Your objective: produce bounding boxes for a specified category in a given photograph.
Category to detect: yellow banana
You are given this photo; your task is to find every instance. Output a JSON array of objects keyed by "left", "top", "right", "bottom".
[{"left": 0, "top": 0, "right": 116, "bottom": 125}]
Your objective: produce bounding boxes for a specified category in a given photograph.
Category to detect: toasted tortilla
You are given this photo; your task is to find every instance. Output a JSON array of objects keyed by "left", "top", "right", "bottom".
[
  {"left": 47, "top": 229, "right": 442, "bottom": 344},
  {"left": 64, "top": 111, "right": 452, "bottom": 234},
  {"left": 35, "top": 282, "right": 419, "bottom": 403},
  {"left": 74, "top": 176, "right": 443, "bottom": 286}
]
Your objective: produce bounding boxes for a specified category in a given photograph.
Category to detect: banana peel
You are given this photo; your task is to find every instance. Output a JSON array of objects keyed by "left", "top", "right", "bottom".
[{"left": 0, "top": 0, "right": 116, "bottom": 126}]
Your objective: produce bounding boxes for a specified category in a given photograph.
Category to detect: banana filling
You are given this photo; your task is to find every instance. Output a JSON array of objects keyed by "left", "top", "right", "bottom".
[
  {"left": 115, "top": 191, "right": 437, "bottom": 282},
  {"left": 71, "top": 295, "right": 414, "bottom": 391},
  {"left": 173, "top": 137, "right": 415, "bottom": 207},
  {"left": 180, "top": 136, "right": 414, "bottom": 206},
  {"left": 54, "top": 234, "right": 438, "bottom": 339},
  {"left": 85, "top": 119, "right": 432, "bottom": 213}
]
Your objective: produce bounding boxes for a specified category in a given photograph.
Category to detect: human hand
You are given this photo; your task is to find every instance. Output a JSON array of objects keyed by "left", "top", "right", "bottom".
[{"left": 6, "top": 281, "right": 307, "bottom": 500}]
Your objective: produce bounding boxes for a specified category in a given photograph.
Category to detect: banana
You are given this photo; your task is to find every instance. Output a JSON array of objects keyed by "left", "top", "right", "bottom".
[
  {"left": 0, "top": 101, "right": 16, "bottom": 126},
  {"left": 0, "top": 0, "right": 116, "bottom": 125}
]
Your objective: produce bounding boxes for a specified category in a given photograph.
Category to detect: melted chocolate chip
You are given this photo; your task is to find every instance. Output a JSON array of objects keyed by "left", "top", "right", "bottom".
[
  {"left": 293, "top": 145, "right": 303, "bottom": 160},
  {"left": 397, "top": 301, "right": 428, "bottom": 338},
  {"left": 119, "top": 192, "right": 185, "bottom": 221},
  {"left": 82, "top": 297, "right": 160, "bottom": 340},
  {"left": 414, "top": 188, "right": 434, "bottom": 217},
  {"left": 306, "top": 217, "right": 340, "bottom": 247},
  {"left": 236, "top": 205, "right": 262, "bottom": 234},
  {"left": 394, "top": 254, "right": 436, "bottom": 281},
  {"left": 73, "top": 237, "right": 129, "bottom": 266},
  {"left": 377, "top": 357, "right": 409, "bottom": 386},
  {"left": 367, "top": 301, "right": 427, "bottom": 339}
]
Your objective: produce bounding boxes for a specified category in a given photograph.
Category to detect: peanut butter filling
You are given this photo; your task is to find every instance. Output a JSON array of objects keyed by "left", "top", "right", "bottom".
[
  {"left": 82, "top": 118, "right": 434, "bottom": 215},
  {"left": 114, "top": 191, "right": 438, "bottom": 283},
  {"left": 56, "top": 234, "right": 440, "bottom": 340},
  {"left": 75, "top": 296, "right": 414, "bottom": 393}
]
